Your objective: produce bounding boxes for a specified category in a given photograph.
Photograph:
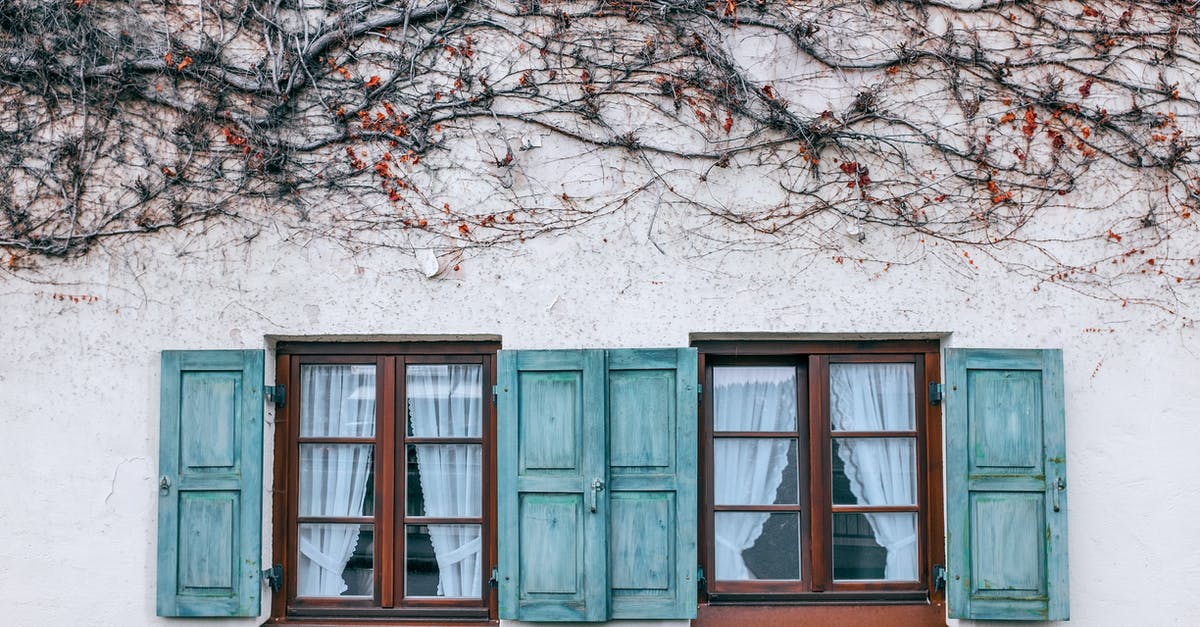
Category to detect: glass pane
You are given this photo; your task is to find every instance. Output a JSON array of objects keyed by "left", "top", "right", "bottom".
[
  {"left": 713, "top": 512, "right": 800, "bottom": 581},
  {"left": 406, "top": 524, "right": 483, "bottom": 598},
  {"left": 831, "top": 438, "right": 917, "bottom": 506},
  {"left": 297, "top": 523, "right": 373, "bottom": 597},
  {"left": 829, "top": 363, "right": 915, "bottom": 431},
  {"left": 406, "top": 444, "right": 483, "bottom": 517},
  {"left": 406, "top": 364, "right": 483, "bottom": 437},
  {"left": 712, "top": 366, "right": 797, "bottom": 432},
  {"left": 833, "top": 512, "right": 918, "bottom": 581},
  {"left": 301, "top": 364, "right": 376, "bottom": 437},
  {"left": 300, "top": 444, "right": 375, "bottom": 517},
  {"left": 713, "top": 438, "right": 798, "bottom": 505}
]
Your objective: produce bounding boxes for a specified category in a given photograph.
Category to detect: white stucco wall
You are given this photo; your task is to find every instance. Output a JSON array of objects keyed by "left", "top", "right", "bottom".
[{"left": 1, "top": 214, "right": 1198, "bottom": 626}]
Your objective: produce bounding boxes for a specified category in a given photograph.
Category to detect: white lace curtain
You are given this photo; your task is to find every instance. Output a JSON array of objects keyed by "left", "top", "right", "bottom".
[
  {"left": 407, "top": 365, "right": 483, "bottom": 598},
  {"left": 712, "top": 367, "right": 796, "bottom": 580},
  {"left": 297, "top": 365, "right": 376, "bottom": 596},
  {"left": 829, "top": 363, "right": 918, "bottom": 581}
]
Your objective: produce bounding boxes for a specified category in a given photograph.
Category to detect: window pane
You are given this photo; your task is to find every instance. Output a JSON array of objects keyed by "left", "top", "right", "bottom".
[
  {"left": 833, "top": 512, "right": 918, "bottom": 581},
  {"left": 301, "top": 364, "right": 376, "bottom": 437},
  {"left": 406, "top": 444, "right": 482, "bottom": 517},
  {"left": 831, "top": 438, "right": 917, "bottom": 506},
  {"left": 406, "top": 524, "right": 482, "bottom": 598},
  {"left": 829, "top": 363, "right": 914, "bottom": 431},
  {"left": 406, "top": 365, "right": 483, "bottom": 438},
  {"left": 713, "top": 512, "right": 800, "bottom": 581},
  {"left": 300, "top": 444, "right": 375, "bottom": 517},
  {"left": 298, "top": 523, "right": 373, "bottom": 597},
  {"left": 714, "top": 438, "right": 798, "bottom": 505},
  {"left": 713, "top": 366, "right": 796, "bottom": 432}
]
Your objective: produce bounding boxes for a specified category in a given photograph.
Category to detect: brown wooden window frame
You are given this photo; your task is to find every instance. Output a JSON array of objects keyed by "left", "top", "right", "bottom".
[
  {"left": 271, "top": 341, "right": 499, "bottom": 625},
  {"left": 695, "top": 340, "right": 945, "bottom": 625}
]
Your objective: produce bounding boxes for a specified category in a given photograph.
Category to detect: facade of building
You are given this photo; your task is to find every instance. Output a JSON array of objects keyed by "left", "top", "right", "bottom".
[
  {"left": 2, "top": 220, "right": 1198, "bottom": 626},
  {"left": 2, "top": 1, "right": 1199, "bottom": 624}
]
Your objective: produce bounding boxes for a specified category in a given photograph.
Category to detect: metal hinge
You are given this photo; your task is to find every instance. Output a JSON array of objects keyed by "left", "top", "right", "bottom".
[
  {"left": 489, "top": 566, "right": 499, "bottom": 589},
  {"left": 697, "top": 383, "right": 702, "bottom": 399},
  {"left": 928, "top": 382, "right": 943, "bottom": 406},
  {"left": 492, "top": 384, "right": 500, "bottom": 404},
  {"left": 933, "top": 563, "right": 947, "bottom": 592},
  {"left": 697, "top": 566, "right": 706, "bottom": 592},
  {"left": 264, "top": 385, "right": 286, "bottom": 407},
  {"left": 263, "top": 564, "right": 283, "bottom": 591}
]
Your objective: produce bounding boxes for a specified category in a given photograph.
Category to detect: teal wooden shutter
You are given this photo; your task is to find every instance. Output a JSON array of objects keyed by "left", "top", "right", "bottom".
[
  {"left": 945, "top": 349, "right": 1068, "bottom": 621},
  {"left": 498, "top": 350, "right": 608, "bottom": 621},
  {"left": 157, "top": 350, "right": 264, "bottom": 617},
  {"left": 498, "top": 348, "right": 699, "bottom": 621},
  {"left": 607, "top": 348, "right": 698, "bottom": 619}
]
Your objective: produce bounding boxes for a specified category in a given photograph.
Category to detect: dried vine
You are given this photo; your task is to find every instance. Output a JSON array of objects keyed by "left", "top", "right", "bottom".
[{"left": 1, "top": 0, "right": 1198, "bottom": 308}]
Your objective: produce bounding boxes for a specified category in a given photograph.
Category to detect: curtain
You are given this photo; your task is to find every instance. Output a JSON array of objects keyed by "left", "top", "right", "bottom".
[
  {"left": 829, "top": 363, "right": 918, "bottom": 580},
  {"left": 712, "top": 367, "right": 796, "bottom": 580},
  {"left": 408, "top": 365, "right": 483, "bottom": 597},
  {"left": 298, "top": 365, "right": 376, "bottom": 596}
]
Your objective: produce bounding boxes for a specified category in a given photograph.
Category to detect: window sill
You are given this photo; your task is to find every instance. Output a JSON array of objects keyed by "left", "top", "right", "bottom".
[
  {"left": 695, "top": 600, "right": 947, "bottom": 627},
  {"left": 706, "top": 590, "right": 930, "bottom": 604},
  {"left": 266, "top": 618, "right": 496, "bottom": 627}
]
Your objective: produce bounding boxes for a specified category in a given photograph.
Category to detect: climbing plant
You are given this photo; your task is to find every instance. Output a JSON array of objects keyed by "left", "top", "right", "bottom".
[{"left": 1, "top": 0, "right": 1198, "bottom": 308}]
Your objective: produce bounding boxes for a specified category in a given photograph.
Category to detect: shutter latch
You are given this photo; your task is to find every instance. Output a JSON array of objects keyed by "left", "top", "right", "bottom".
[
  {"left": 488, "top": 566, "right": 499, "bottom": 589},
  {"left": 928, "top": 382, "right": 943, "bottom": 405},
  {"left": 263, "top": 564, "right": 283, "bottom": 591},
  {"left": 264, "top": 385, "right": 286, "bottom": 407},
  {"left": 933, "top": 564, "right": 947, "bottom": 591}
]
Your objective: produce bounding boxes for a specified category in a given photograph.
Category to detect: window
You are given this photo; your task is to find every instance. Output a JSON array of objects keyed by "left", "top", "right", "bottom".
[
  {"left": 271, "top": 342, "right": 497, "bottom": 622},
  {"left": 160, "top": 343, "right": 1062, "bottom": 624},
  {"left": 696, "top": 340, "right": 944, "bottom": 618}
]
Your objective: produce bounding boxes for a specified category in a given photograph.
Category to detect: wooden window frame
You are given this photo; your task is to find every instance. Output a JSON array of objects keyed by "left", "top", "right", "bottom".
[
  {"left": 695, "top": 340, "right": 946, "bottom": 626},
  {"left": 270, "top": 341, "right": 499, "bottom": 625}
]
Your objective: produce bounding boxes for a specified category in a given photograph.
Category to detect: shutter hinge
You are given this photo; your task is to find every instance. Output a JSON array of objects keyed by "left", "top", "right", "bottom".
[
  {"left": 263, "top": 564, "right": 283, "bottom": 591},
  {"left": 488, "top": 566, "right": 499, "bottom": 589},
  {"left": 697, "top": 383, "right": 702, "bottom": 399},
  {"left": 928, "top": 382, "right": 943, "bottom": 406},
  {"left": 264, "top": 385, "right": 286, "bottom": 407},
  {"left": 492, "top": 384, "right": 500, "bottom": 404},
  {"left": 697, "top": 566, "right": 706, "bottom": 593},
  {"left": 933, "top": 563, "right": 947, "bottom": 592}
]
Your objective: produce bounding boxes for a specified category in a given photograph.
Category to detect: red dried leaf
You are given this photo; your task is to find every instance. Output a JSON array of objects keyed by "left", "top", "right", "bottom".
[{"left": 1079, "top": 78, "right": 1094, "bottom": 98}]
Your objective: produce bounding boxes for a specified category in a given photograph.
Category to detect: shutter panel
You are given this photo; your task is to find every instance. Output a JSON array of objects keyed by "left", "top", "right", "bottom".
[
  {"left": 157, "top": 350, "right": 264, "bottom": 617},
  {"left": 607, "top": 348, "right": 698, "bottom": 619},
  {"left": 498, "top": 350, "right": 608, "bottom": 621},
  {"left": 946, "top": 349, "right": 1068, "bottom": 621}
]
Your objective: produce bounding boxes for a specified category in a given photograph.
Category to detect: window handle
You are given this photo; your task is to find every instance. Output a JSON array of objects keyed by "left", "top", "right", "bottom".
[
  {"left": 1051, "top": 476, "right": 1066, "bottom": 512},
  {"left": 588, "top": 477, "right": 605, "bottom": 513}
]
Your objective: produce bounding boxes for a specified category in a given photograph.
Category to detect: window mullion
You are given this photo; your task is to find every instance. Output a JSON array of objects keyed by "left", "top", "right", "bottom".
[
  {"left": 796, "top": 359, "right": 813, "bottom": 593},
  {"left": 807, "top": 354, "right": 830, "bottom": 592},
  {"left": 377, "top": 355, "right": 396, "bottom": 608},
  {"left": 398, "top": 355, "right": 412, "bottom": 605}
]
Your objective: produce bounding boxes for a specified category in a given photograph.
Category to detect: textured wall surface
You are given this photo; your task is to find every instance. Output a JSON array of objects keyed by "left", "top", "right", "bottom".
[{"left": 1, "top": 216, "right": 1197, "bottom": 626}]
